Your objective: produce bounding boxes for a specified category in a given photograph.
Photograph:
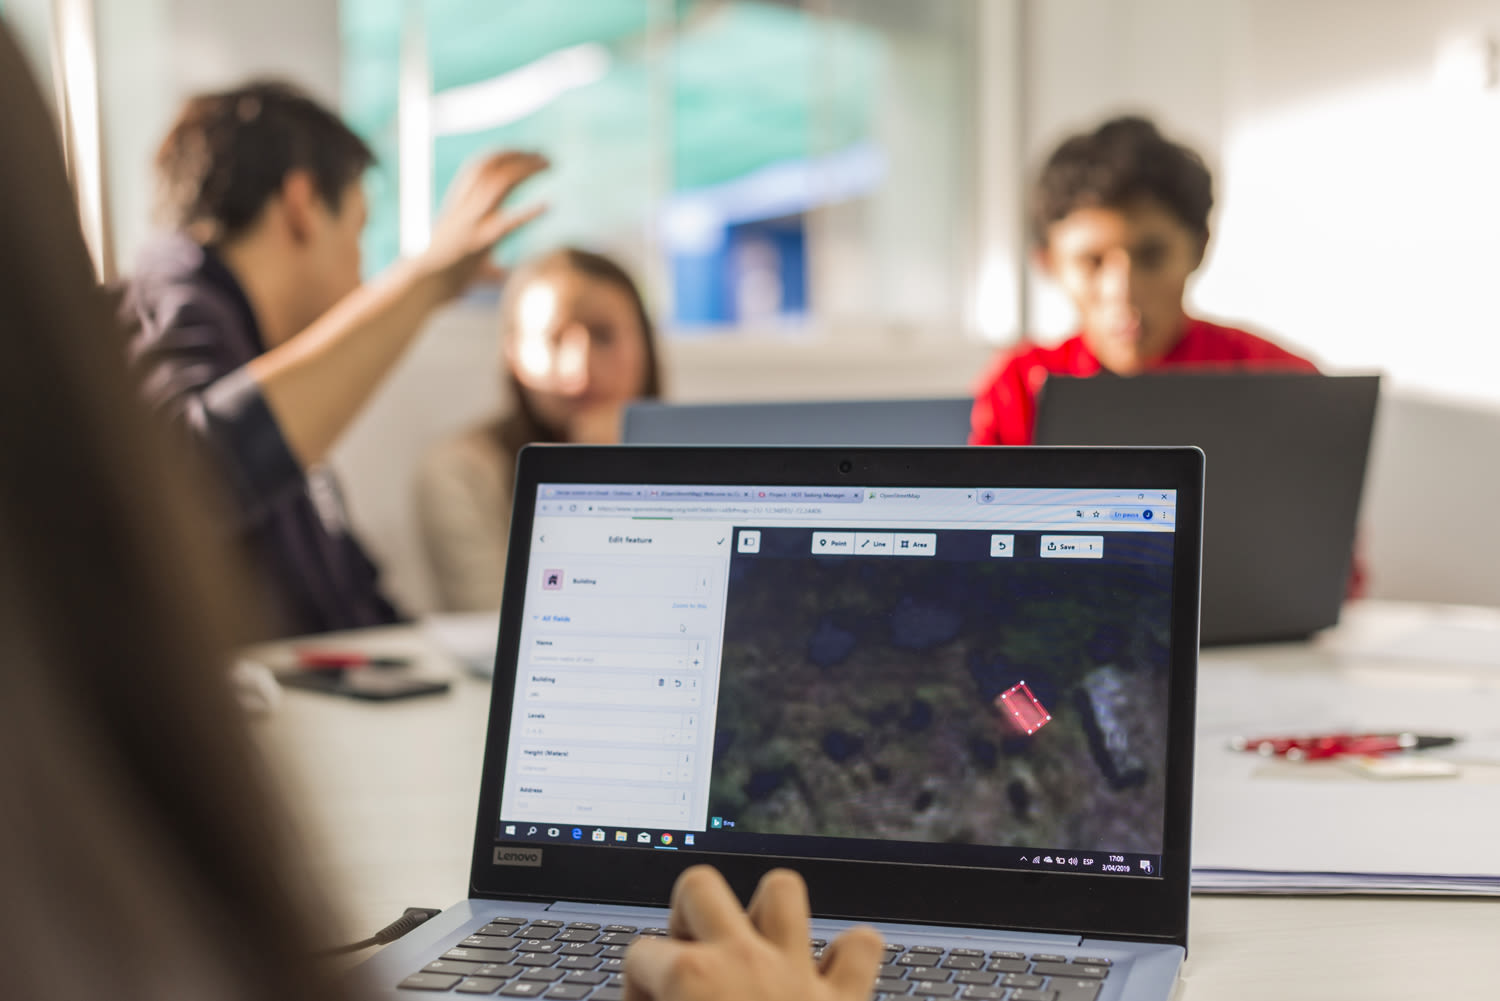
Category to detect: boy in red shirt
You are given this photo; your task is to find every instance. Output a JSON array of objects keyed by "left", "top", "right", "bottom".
[{"left": 970, "top": 116, "right": 1315, "bottom": 446}]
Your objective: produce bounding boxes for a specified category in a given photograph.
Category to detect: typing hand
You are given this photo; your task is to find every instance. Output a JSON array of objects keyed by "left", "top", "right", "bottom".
[
  {"left": 419, "top": 150, "right": 549, "bottom": 300},
  {"left": 624, "top": 866, "right": 883, "bottom": 1001}
]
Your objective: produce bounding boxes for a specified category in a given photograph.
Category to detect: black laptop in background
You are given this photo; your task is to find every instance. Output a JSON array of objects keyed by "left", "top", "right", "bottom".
[
  {"left": 623, "top": 397, "right": 973, "bottom": 446},
  {"left": 1034, "top": 371, "right": 1380, "bottom": 646}
]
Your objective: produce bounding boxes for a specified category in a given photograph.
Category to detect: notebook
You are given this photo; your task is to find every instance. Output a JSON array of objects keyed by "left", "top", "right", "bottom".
[
  {"left": 623, "top": 397, "right": 974, "bottom": 446},
  {"left": 360, "top": 445, "right": 1204, "bottom": 1001},
  {"left": 1033, "top": 372, "right": 1379, "bottom": 646}
]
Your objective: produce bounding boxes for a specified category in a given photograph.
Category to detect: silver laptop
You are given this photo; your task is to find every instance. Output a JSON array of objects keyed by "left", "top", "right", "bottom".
[
  {"left": 623, "top": 397, "right": 974, "bottom": 446},
  {"left": 361, "top": 445, "right": 1204, "bottom": 1001}
]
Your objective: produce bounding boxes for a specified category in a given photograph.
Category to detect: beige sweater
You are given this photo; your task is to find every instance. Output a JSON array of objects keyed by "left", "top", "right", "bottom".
[{"left": 414, "top": 415, "right": 535, "bottom": 612}]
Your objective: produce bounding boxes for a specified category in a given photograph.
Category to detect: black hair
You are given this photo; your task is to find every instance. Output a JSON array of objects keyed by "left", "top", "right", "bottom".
[
  {"left": 154, "top": 79, "right": 375, "bottom": 242},
  {"left": 1031, "top": 115, "right": 1213, "bottom": 247}
]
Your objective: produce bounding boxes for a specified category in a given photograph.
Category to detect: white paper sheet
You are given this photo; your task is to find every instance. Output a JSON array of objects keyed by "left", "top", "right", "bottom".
[
  {"left": 1324, "top": 601, "right": 1500, "bottom": 669},
  {"left": 1191, "top": 658, "right": 1500, "bottom": 895}
]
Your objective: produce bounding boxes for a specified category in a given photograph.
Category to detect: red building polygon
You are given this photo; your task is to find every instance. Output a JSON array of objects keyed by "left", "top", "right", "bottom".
[{"left": 996, "top": 680, "right": 1051, "bottom": 736}]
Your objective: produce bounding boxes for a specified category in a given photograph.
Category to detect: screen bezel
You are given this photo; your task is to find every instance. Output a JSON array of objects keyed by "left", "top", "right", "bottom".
[{"left": 469, "top": 445, "right": 1202, "bottom": 949}]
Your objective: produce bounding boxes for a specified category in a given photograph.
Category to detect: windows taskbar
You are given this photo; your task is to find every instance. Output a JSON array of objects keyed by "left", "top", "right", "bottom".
[{"left": 495, "top": 821, "right": 1163, "bottom": 878}]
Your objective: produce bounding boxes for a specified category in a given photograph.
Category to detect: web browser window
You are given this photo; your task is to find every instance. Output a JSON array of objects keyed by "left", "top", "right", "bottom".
[{"left": 498, "top": 484, "right": 1178, "bottom": 877}]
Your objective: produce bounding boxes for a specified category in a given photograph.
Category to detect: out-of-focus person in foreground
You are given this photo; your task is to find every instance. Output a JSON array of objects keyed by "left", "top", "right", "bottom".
[{"left": 0, "top": 24, "right": 357, "bottom": 1001}]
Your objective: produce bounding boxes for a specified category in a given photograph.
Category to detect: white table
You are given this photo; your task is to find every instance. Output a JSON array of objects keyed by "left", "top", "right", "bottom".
[{"left": 250, "top": 604, "right": 1500, "bottom": 1000}]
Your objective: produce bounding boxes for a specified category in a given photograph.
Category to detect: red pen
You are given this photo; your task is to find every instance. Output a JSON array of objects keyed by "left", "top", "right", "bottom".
[
  {"left": 294, "top": 649, "right": 412, "bottom": 670},
  {"left": 1228, "top": 733, "right": 1458, "bottom": 761}
]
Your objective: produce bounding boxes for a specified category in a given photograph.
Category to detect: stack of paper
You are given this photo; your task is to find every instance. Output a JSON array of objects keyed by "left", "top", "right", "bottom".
[
  {"left": 1324, "top": 601, "right": 1500, "bottom": 669},
  {"left": 1193, "top": 869, "right": 1500, "bottom": 895},
  {"left": 1192, "top": 657, "right": 1500, "bottom": 896}
]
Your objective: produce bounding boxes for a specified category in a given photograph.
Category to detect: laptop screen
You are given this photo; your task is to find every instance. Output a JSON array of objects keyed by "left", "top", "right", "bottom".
[{"left": 495, "top": 483, "right": 1178, "bottom": 881}]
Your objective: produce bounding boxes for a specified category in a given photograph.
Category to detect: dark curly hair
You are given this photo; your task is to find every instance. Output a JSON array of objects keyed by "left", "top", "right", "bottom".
[
  {"left": 1031, "top": 116, "right": 1213, "bottom": 248},
  {"left": 154, "top": 80, "right": 374, "bottom": 242}
]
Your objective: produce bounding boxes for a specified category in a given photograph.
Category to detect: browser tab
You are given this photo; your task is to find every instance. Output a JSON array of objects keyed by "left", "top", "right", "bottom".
[
  {"left": 752, "top": 487, "right": 863, "bottom": 503},
  {"left": 653, "top": 487, "right": 752, "bottom": 500},
  {"left": 542, "top": 486, "right": 646, "bottom": 500}
]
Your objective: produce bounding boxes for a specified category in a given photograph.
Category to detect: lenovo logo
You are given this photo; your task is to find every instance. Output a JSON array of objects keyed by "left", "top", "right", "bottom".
[{"left": 493, "top": 847, "right": 544, "bottom": 868}]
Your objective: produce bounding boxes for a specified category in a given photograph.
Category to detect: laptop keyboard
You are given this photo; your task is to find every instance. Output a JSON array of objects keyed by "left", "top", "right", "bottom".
[{"left": 396, "top": 917, "right": 1115, "bottom": 1001}]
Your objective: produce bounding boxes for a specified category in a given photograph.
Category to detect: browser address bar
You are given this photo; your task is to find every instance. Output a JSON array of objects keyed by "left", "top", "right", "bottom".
[{"left": 562, "top": 503, "right": 1173, "bottom": 523}]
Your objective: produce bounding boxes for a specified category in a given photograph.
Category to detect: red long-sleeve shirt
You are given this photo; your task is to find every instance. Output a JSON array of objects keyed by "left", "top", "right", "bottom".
[
  {"left": 967, "top": 317, "right": 1366, "bottom": 595},
  {"left": 968, "top": 317, "right": 1317, "bottom": 446}
]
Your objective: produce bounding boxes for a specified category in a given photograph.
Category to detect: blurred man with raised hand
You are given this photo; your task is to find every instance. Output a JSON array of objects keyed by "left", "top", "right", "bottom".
[{"left": 121, "top": 80, "right": 546, "bottom": 636}]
